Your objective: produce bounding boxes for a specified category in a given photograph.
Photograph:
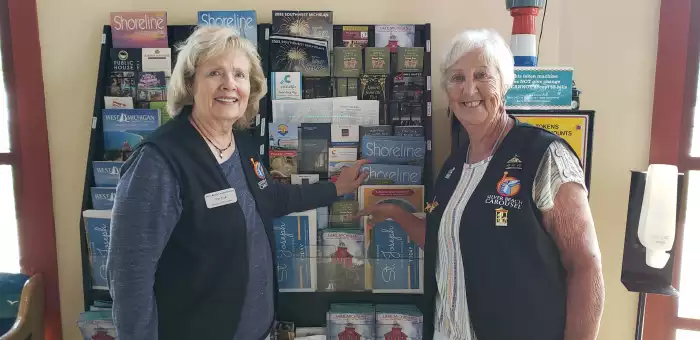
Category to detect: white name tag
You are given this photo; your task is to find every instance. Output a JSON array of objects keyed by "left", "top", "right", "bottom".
[{"left": 204, "top": 188, "right": 238, "bottom": 209}]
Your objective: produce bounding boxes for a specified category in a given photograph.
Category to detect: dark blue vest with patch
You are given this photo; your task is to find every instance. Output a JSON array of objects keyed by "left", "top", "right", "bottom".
[
  {"left": 120, "top": 107, "right": 277, "bottom": 340},
  {"left": 423, "top": 118, "right": 575, "bottom": 340}
]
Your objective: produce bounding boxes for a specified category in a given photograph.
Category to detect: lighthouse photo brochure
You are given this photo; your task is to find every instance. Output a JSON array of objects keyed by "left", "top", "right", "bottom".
[
  {"left": 101, "top": 108, "right": 160, "bottom": 161},
  {"left": 319, "top": 229, "right": 366, "bottom": 292},
  {"left": 326, "top": 303, "right": 424, "bottom": 340}
]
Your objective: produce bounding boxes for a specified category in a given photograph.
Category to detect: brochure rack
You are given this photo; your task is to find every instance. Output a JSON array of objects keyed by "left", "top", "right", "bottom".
[
  {"left": 260, "top": 24, "right": 433, "bottom": 191},
  {"left": 79, "top": 21, "right": 434, "bottom": 333},
  {"left": 262, "top": 23, "right": 433, "bottom": 328}
]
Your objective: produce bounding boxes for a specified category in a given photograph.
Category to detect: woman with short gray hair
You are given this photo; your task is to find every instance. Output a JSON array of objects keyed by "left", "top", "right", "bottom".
[
  {"left": 107, "top": 25, "right": 367, "bottom": 340},
  {"left": 359, "top": 29, "right": 604, "bottom": 340}
]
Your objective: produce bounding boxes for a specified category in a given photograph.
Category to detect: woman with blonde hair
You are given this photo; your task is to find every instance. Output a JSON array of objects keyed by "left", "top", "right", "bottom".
[
  {"left": 107, "top": 26, "right": 367, "bottom": 340},
  {"left": 359, "top": 29, "right": 604, "bottom": 340}
]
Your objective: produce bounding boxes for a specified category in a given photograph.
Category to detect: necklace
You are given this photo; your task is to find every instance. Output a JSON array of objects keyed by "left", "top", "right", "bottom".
[
  {"left": 190, "top": 117, "right": 233, "bottom": 159},
  {"left": 465, "top": 116, "right": 508, "bottom": 164}
]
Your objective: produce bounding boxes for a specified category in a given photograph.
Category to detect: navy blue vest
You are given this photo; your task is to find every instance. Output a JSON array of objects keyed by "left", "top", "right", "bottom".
[
  {"left": 423, "top": 118, "right": 576, "bottom": 340},
  {"left": 120, "top": 108, "right": 278, "bottom": 340}
]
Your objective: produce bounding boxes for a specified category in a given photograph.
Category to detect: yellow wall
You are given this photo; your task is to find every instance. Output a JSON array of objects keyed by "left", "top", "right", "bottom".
[{"left": 36, "top": 0, "right": 660, "bottom": 339}]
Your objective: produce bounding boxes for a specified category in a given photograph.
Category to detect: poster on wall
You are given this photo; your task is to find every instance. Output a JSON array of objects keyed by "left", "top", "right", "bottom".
[{"left": 512, "top": 113, "right": 592, "bottom": 179}]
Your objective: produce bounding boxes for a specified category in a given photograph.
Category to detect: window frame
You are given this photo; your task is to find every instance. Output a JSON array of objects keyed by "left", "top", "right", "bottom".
[
  {"left": 0, "top": 0, "right": 62, "bottom": 339},
  {"left": 678, "top": 0, "right": 700, "bottom": 171},
  {"left": 643, "top": 0, "right": 700, "bottom": 338}
]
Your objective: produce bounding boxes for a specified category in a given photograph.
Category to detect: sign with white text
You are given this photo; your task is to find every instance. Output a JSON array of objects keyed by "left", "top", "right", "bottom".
[{"left": 506, "top": 67, "right": 574, "bottom": 109}]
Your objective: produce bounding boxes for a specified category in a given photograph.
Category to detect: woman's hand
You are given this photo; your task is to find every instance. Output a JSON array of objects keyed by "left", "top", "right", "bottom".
[
  {"left": 355, "top": 203, "right": 404, "bottom": 225},
  {"left": 356, "top": 203, "right": 427, "bottom": 248},
  {"left": 334, "top": 159, "right": 370, "bottom": 196}
]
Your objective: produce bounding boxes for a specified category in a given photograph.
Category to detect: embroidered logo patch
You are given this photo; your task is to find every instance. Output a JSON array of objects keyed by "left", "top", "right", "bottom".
[
  {"left": 425, "top": 198, "right": 439, "bottom": 213},
  {"left": 251, "top": 158, "right": 266, "bottom": 179},
  {"left": 485, "top": 194, "right": 523, "bottom": 210},
  {"left": 496, "top": 172, "right": 521, "bottom": 197},
  {"left": 505, "top": 154, "right": 522, "bottom": 170},
  {"left": 250, "top": 158, "right": 268, "bottom": 189},
  {"left": 495, "top": 207, "right": 508, "bottom": 227}
]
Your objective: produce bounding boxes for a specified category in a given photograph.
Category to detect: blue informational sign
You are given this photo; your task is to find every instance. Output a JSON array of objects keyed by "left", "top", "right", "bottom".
[{"left": 505, "top": 67, "right": 574, "bottom": 109}]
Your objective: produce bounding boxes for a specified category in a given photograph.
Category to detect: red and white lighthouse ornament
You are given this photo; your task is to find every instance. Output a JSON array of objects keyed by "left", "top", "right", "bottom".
[{"left": 507, "top": 0, "right": 546, "bottom": 66}]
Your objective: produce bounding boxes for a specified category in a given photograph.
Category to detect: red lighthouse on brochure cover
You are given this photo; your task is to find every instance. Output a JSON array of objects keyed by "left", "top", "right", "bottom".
[
  {"left": 91, "top": 330, "right": 115, "bottom": 340},
  {"left": 384, "top": 323, "right": 408, "bottom": 340},
  {"left": 110, "top": 11, "right": 168, "bottom": 48},
  {"left": 337, "top": 323, "right": 361, "bottom": 340}
]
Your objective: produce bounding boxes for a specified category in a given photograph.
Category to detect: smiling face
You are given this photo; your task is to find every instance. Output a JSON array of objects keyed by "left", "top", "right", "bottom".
[
  {"left": 445, "top": 48, "right": 503, "bottom": 127},
  {"left": 190, "top": 49, "right": 251, "bottom": 124}
]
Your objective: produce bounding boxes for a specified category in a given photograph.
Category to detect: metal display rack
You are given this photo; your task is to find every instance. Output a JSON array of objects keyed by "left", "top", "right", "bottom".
[
  {"left": 79, "top": 21, "right": 434, "bottom": 331},
  {"left": 261, "top": 24, "right": 434, "bottom": 327}
]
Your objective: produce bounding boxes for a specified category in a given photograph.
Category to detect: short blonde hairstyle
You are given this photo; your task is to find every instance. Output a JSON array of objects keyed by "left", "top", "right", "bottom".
[
  {"left": 168, "top": 25, "right": 268, "bottom": 130},
  {"left": 440, "top": 29, "right": 515, "bottom": 97}
]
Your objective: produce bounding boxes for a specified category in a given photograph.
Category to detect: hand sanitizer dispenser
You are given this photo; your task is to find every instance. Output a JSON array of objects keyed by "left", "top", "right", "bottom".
[
  {"left": 621, "top": 165, "right": 683, "bottom": 295},
  {"left": 637, "top": 164, "right": 679, "bottom": 269}
]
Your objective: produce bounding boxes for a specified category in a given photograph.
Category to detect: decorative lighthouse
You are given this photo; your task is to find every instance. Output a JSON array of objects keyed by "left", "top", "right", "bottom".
[{"left": 506, "top": 0, "right": 546, "bottom": 66}]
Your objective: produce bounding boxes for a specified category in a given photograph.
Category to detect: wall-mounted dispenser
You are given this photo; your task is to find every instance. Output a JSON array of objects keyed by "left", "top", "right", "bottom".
[
  {"left": 637, "top": 164, "right": 679, "bottom": 269},
  {"left": 621, "top": 164, "right": 685, "bottom": 296}
]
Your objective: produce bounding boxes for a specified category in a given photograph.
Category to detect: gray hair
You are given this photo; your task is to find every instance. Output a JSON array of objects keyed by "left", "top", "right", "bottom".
[
  {"left": 440, "top": 29, "right": 515, "bottom": 96},
  {"left": 167, "top": 25, "right": 268, "bottom": 130}
]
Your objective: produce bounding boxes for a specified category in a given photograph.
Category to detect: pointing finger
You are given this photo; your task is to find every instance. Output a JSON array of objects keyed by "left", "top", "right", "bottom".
[
  {"left": 353, "top": 209, "right": 369, "bottom": 220},
  {"left": 351, "top": 159, "right": 370, "bottom": 171},
  {"left": 356, "top": 207, "right": 371, "bottom": 216},
  {"left": 356, "top": 170, "right": 369, "bottom": 184}
]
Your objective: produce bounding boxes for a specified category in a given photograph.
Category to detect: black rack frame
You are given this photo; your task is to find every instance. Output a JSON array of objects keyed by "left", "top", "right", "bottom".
[
  {"left": 259, "top": 24, "right": 433, "bottom": 191},
  {"left": 80, "top": 22, "right": 434, "bottom": 329},
  {"left": 262, "top": 23, "right": 433, "bottom": 327}
]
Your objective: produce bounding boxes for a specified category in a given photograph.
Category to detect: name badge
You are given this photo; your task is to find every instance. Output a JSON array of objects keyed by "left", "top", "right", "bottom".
[{"left": 204, "top": 188, "right": 237, "bottom": 209}]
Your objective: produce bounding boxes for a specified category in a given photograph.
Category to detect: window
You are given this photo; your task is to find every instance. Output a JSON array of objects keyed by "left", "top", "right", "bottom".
[
  {"left": 691, "top": 60, "right": 700, "bottom": 158},
  {"left": 0, "top": 0, "right": 62, "bottom": 338},
  {"left": 644, "top": 0, "right": 700, "bottom": 338},
  {"left": 677, "top": 170, "right": 700, "bottom": 320},
  {"left": 0, "top": 46, "right": 19, "bottom": 273},
  {"left": 692, "top": 86, "right": 700, "bottom": 157},
  {"left": 676, "top": 329, "right": 700, "bottom": 340}
]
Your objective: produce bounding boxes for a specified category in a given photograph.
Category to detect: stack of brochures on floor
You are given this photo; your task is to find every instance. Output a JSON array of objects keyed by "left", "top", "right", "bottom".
[
  {"left": 324, "top": 303, "right": 423, "bottom": 340},
  {"left": 78, "top": 300, "right": 115, "bottom": 340}
]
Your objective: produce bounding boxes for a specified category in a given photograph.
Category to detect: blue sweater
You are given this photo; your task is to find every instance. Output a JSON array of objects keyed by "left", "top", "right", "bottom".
[{"left": 107, "top": 145, "right": 274, "bottom": 340}]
